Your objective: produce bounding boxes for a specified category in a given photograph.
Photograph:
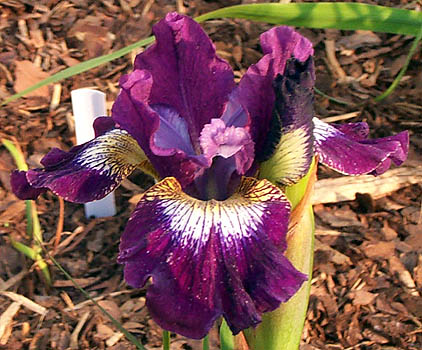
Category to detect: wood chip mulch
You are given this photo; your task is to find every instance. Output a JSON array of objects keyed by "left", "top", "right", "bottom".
[{"left": 0, "top": 0, "right": 421, "bottom": 349}]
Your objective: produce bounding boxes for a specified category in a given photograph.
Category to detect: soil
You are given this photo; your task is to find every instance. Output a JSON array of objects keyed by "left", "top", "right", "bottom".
[{"left": 0, "top": 1, "right": 421, "bottom": 349}]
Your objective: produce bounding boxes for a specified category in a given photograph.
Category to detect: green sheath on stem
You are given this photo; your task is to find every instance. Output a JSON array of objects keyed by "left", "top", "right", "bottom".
[{"left": 245, "top": 161, "right": 316, "bottom": 350}]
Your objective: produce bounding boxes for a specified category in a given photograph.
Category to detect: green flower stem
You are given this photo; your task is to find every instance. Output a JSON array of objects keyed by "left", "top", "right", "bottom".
[
  {"left": 245, "top": 160, "right": 316, "bottom": 350},
  {"left": 202, "top": 335, "right": 210, "bottom": 350},
  {"left": 162, "top": 330, "right": 170, "bottom": 350}
]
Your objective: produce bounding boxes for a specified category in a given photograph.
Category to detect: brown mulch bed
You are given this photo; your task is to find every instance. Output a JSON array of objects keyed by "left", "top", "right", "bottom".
[{"left": 0, "top": 0, "right": 421, "bottom": 349}]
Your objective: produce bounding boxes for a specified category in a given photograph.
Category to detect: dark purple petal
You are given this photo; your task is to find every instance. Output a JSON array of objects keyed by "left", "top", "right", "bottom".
[
  {"left": 313, "top": 117, "right": 409, "bottom": 176},
  {"left": 118, "top": 177, "right": 306, "bottom": 339},
  {"left": 258, "top": 57, "right": 315, "bottom": 185},
  {"left": 333, "top": 122, "right": 369, "bottom": 141},
  {"left": 133, "top": 12, "right": 235, "bottom": 143},
  {"left": 93, "top": 117, "right": 117, "bottom": 137},
  {"left": 21, "top": 129, "right": 146, "bottom": 203},
  {"left": 236, "top": 26, "right": 314, "bottom": 154},
  {"left": 11, "top": 170, "right": 46, "bottom": 200},
  {"left": 112, "top": 70, "right": 208, "bottom": 187}
]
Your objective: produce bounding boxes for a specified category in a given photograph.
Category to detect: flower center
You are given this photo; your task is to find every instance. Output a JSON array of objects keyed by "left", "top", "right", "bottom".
[{"left": 193, "top": 118, "right": 254, "bottom": 201}]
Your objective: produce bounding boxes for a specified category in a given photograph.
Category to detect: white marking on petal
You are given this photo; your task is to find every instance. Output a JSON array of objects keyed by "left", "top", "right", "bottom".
[
  {"left": 142, "top": 177, "right": 289, "bottom": 255},
  {"left": 75, "top": 129, "right": 146, "bottom": 179},
  {"left": 260, "top": 127, "right": 313, "bottom": 185}
]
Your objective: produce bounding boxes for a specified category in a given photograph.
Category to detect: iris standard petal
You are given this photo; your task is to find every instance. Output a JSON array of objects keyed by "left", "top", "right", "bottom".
[
  {"left": 113, "top": 69, "right": 207, "bottom": 187},
  {"left": 12, "top": 129, "right": 147, "bottom": 203},
  {"left": 118, "top": 177, "right": 306, "bottom": 339},
  {"left": 133, "top": 12, "right": 235, "bottom": 143},
  {"left": 258, "top": 57, "right": 315, "bottom": 185},
  {"left": 313, "top": 117, "right": 409, "bottom": 176},
  {"left": 236, "top": 26, "right": 314, "bottom": 154}
]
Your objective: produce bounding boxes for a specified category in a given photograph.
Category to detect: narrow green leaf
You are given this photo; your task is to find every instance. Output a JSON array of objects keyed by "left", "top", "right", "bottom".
[
  {"left": 3, "top": 138, "right": 50, "bottom": 284},
  {"left": 314, "top": 87, "right": 352, "bottom": 106},
  {"left": 220, "top": 319, "right": 235, "bottom": 350},
  {"left": 196, "top": 3, "right": 422, "bottom": 36},
  {"left": 2, "top": 139, "right": 28, "bottom": 171},
  {"left": 375, "top": 24, "right": 422, "bottom": 102},
  {"left": 35, "top": 252, "right": 52, "bottom": 285},
  {"left": 202, "top": 335, "right": 209, "bottom": 350},
  {"left": 3, "top": 4, "right": 421, "bottom": 105},
  {"left": 162, "top": 330, "right": 170, "bottom": 350},
  {"left": 48, "top": 254, "right": 146, "bottom": 350},
  {"left": 10, "top": 240, "right": 37, "bottom": 260},
  {"left": 1, "top": 36, "right": 155, "bottom": 105},
  {"left": 2, "top": 139, "right": 42, "bottom": 240}
]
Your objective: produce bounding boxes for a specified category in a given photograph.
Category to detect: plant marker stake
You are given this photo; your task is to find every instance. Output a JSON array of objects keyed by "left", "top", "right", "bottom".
[{"left": 71, "top": 88, "right": 116, "bottom": 218}]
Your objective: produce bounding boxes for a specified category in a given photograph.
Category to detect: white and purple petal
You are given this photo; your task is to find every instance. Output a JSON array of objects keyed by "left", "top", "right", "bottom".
[
  {"left": 258, "top": 57, "right": 315, "bottom": 185},
  {"left": 118, "top": 177, "right": 306, "bottom": 339},
  {"left": 236, "top": 26, "right": 314, "bottom": 154},
  {"left": 11, "top": 129, "right": 146, "bottom": 203},
  {"left": 313, "top": 117, "right": 409, "bottom": 176}
]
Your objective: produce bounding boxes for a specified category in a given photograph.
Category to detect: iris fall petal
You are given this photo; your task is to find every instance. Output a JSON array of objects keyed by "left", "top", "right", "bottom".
[
  {"left": 313, "top": 117, "right": 409, "bottom": 175},
  {"left": 118, "top": 177, "right": 306, "bottom": 339},
  {"left": 12, "top": 129, "right": 146, "bottom": 203}
]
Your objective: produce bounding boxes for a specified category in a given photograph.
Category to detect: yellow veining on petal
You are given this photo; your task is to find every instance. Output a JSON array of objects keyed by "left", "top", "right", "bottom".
[
  {"left": 139, "top": 176, "right": 291, "bottom": 251},
  {"left": 77, "top": 129, "right": 147, "bottom": 178},
  {"left": 259, "top": 128, "right": 311, "bottom": 186}
]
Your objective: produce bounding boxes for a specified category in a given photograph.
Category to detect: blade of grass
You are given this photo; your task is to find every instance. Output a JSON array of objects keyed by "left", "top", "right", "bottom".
[
  {"left": 196, "top": 3, "right": 422, "bottom": 36},
  {"left": 1, "top": 36, "right": 155, "bottom": 106},
  {"left": 374, "top": 24, "right": 422, "bottom": 102},
  {"left": 2, "top": 3, "right": 421, "bottom": 105},
  {"left": 48, "top": 253, "right": 146, "bottom": 350},
  {"left": 2, "top": 139, "right": 28, "bottom": 171},
  {"left": 314, "top": 87, "right": 353, "bottom": 106},
  {"left": 10, "top": 240, "right": 37, "bottom": 260}
]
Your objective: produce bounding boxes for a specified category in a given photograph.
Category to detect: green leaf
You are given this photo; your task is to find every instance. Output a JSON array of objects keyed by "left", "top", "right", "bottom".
[
  {"left": 3, "top": 3, "right": 421, "bottom": 105},
  {"left": 375, "top": 23, "right": 422, "bottom": 102},
  {"left": 48, "top": 254, "right": 146, "bottom": 350},
  {"left": 10, "top": 240, "right": 37, "bottom": 260},
  {"left": 2, "top": 138, "right": 50, "bottom": 284},
  {"left": 196, "top": 3, "right": 422, "bottom": 36},
  {"left": 220, "top": 319, "right": 235, "bottom": 350},
  {"left": 202, "top": 335, "right": 209, "bottom": 350},
  {"left": 1, "top": 36, "right": 155, "bottom": 105},
  {"left": 2, "top": 139, "right": 28, "bottom": 171}
]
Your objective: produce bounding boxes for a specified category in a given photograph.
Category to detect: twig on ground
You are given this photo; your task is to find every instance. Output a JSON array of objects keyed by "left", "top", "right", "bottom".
[
  {"left": 0, "top": 291, "right": 47, "bottom": 316},
  {"left": 0, "top": 302, "right": 22, "bottom": 345},
  {"left": 69, "top": 310, "right": 90, "bottom": 350},
  {"left": 313, "top": 167, "right": 422, "bottom": 204}
]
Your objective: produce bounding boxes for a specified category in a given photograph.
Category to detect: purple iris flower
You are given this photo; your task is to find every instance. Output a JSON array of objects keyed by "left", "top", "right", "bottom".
[{"left": 11, "top": 13, "right": 408, "bottom": 339}]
